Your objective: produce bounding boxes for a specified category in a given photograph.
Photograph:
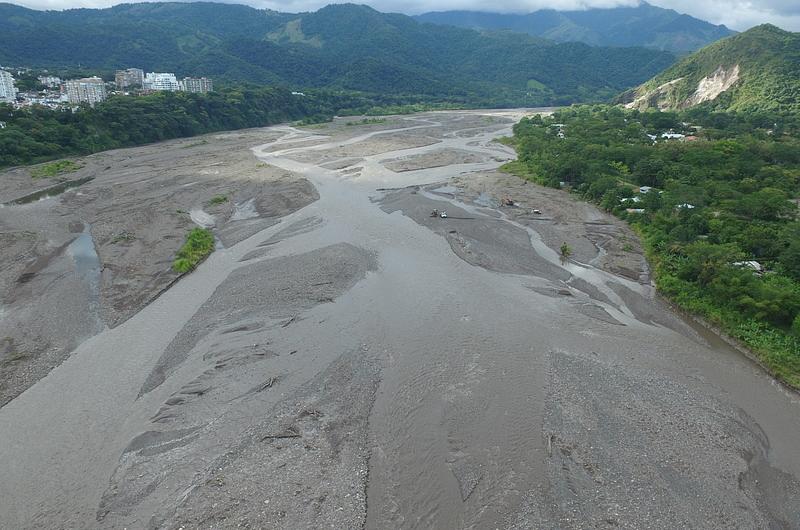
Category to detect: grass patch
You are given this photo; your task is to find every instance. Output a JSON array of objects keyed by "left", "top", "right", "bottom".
[
  {"left": 346, "top": 117, "right": 387, "bottom": 126},
  {"left": 181, "top": 139, "right": 208, "bottom": 149},
  {"left": 172, "top": 228, "right": 215, "bottom": 274},
  {"left": 208, "top": 194, "right": 229, "bottom": 205},
  {"left": 364, "top": 102, "right": 465, "bottom": 116},
  {"left": 30, "top": 160, "right": 83, "bottom": 179},
  {"left": 500, "top": 160, "right": 549, "bottom": 186},
  {"left": 297, "top": 115, "right": 334, "bottom": 126},
  {"left": 110, "top": 231, "right": 135, "bottom": 244}
]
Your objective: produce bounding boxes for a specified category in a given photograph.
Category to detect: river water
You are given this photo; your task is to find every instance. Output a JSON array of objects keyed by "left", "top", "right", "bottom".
[{"left": 0, "top": 110, "right": 797, "bottom": 528}]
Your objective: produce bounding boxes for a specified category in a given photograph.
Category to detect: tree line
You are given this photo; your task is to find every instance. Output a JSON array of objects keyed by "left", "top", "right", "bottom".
[
  {"left": 0, "top": 88, "right": 442, "bottom": 169},
  {"left": 508, "top": 105, "right": 800, "bottom": 387}
]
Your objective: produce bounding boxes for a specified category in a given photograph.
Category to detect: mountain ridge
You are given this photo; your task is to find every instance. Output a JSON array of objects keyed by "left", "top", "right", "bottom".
[
  {"left": 0, "top": 2, "right": 677, "bottom": 106},
  {"left": 415, "top": 3, "right": 734, "bottom": 53}
]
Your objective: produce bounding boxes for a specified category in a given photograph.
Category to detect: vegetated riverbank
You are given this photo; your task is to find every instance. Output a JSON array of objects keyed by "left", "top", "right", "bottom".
[
  {"left": 0, "top": 87, "right": 464, "bottom": 171},
  {"left": 503, "top": 104, "right": 800, "bottom": 390}
]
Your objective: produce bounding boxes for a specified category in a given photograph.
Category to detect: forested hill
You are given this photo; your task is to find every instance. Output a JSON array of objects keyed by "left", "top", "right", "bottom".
[
  {"left": 620, "top": 24, "right": 800, "bottom": 113},
  {"left": 0, "top": 2, "right": 676, "bottom": 106},
  {"left": 507, "top": 107, "right": 800, "bottom": 388},
  {"left": 415, "top": 3, "right": 734, "bottom": 53}
]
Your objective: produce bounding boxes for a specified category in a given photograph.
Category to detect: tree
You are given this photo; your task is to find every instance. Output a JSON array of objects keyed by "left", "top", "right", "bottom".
[
  {"left": 736, "top": 187, "right": 796, "bottom": 221},
  {"left": 560, "top": 242, "right": 572, "bottom": 264},
  {"left": 678, "top": 242, "right": 743, "bottom": 286}
]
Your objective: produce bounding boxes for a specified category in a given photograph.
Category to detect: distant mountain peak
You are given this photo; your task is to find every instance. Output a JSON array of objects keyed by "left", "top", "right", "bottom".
[
  {"left": 414, "top": 5, "right": 734, "bottom": 52},
  {"left": 0, "top": 1, "right": 675, "bottom": 106}
]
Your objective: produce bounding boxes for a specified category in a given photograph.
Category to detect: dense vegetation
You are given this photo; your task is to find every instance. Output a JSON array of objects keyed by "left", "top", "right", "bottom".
[
  {"left": 0, "top": 87, "right": 444, "bottom": 169},
  {"left": 0, "top": 2, "right": 676, "bottom": 105},
  {"left": 173, "top": 228, "right": 215, "bottom": 273},
  {"left": 623, "top": 24, "right": 800, "bottom": 113},
  {"left": 507, "top": 105, "right": 800, "bottom": 387},
  {"left": 416, "top": 3, "right": 733, "bottom": 53}
]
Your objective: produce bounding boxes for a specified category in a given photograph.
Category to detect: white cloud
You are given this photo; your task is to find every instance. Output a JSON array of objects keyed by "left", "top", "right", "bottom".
[
  {"left": 648, "top": 0, "right": 800, "bottom": 30},
  {"left": 11, "top": 0, "right": 800, "bottom": 31}
]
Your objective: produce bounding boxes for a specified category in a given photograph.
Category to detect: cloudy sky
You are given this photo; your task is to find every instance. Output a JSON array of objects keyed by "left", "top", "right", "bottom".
[{"left": 13, "top": 0, "right": 800, "bottom": 31}]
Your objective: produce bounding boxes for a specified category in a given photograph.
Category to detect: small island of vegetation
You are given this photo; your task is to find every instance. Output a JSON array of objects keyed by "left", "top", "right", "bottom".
[{"left": 173, "top": 228, "right": 215, "bottom": 274}]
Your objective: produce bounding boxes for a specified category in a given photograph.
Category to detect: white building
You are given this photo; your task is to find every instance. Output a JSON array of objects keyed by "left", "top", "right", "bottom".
[
  {"left": 65, "top": 77, "right": 107, "bottom": 106},
  {"left": 143, "top": 72, "right": 180, "bottom": 91},
  {"left": 0, "top": 70, "right": 17, "bottom": 103},
  {"left": 179, "top": 77, "right": 213, "bottom": 93},
  {"left": 38, "top": 75, "right": 61, "bottom": 88}
]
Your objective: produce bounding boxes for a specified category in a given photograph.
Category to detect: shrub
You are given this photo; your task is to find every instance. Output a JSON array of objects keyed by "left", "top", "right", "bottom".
[{"left": 172, "top": 228, "right": 214, "bottom": 273}]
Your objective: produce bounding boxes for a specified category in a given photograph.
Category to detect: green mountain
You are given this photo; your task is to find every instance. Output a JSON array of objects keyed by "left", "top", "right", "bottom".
[
  {"left": 0, "top": 2, "right": 676, "bottom": 106},
  {"left": 619, "top": 24, "right": 800, "bottom": 113},
  {"left": 415, "top": 3, "right": 734, "bottom": 53}
]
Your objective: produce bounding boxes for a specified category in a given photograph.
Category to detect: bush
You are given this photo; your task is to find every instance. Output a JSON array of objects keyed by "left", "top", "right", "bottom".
[
  {"left": 30, "top": 160, "right": 82, "bottom": 178},
  {"left": 172, "top": 228, "right": 215, "bottom": 273}
]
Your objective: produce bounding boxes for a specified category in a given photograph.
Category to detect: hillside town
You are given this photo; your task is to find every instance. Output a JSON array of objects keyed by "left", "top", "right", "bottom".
[{"left": 0, "top": 66, "right": 213, "bottom": 108}]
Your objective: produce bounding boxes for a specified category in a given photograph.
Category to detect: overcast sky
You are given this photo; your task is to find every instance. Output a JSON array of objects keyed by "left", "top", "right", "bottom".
[{"left": 13, "top": 0, "right": 800, "bottom": 31}]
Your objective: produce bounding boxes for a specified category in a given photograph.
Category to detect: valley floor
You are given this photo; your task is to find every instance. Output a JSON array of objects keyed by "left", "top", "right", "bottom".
[{"left": 0, "top": 111, "right": 798, "bottom": 528}]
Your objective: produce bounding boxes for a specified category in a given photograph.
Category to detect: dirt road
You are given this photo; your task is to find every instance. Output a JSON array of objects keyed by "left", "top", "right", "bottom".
[{"left": 1, "top": 111, "right": 798, "bottom": 529}]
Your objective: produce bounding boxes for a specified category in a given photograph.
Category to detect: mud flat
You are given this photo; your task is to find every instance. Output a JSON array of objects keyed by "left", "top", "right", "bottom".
[{"left": 0, "top": 110, "right": 798, "bottom": 529}]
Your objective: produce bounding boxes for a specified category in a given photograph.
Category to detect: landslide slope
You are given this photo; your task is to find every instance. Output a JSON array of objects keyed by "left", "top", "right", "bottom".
[{"left": 619, "top": 24, "right": 800, "bottom": 113}]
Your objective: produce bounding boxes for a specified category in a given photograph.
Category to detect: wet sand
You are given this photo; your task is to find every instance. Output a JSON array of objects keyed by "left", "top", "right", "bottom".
[{"left": 0, "top": 110, "right": 798, "bottom": 529}]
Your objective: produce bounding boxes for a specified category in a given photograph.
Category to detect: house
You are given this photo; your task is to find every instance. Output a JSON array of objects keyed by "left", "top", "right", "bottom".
[
  {"left": 661, "top": 132, "right": 685, "bottom": 140},
  {"left": 626, "top": 208, "right": 646, "bottom": 214},
  {"left": 733, "top": 261, "right": 764, "bottom": 274},
  {"left": 638, "top": 186, "right": 653, "bottom": 194},
  {"left": 676, "top": 203, "right": 696, "bottom": 209}
]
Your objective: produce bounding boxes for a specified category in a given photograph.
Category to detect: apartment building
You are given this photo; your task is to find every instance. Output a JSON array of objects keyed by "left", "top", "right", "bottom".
[
  {"left": 143, "top": 72, "right": 180, "bottom": 91},
  {"left": 179, "top": 77, "right": 213, "bottom": 94},
  {"left": 0, "top": 70, "right": 17, "bottom": 103},
  {"left": 115, "top": 68, "right": 144, "bottom": 89},
  {"left": 65, "top": 76, "right": 107, "bottom": 106}
]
